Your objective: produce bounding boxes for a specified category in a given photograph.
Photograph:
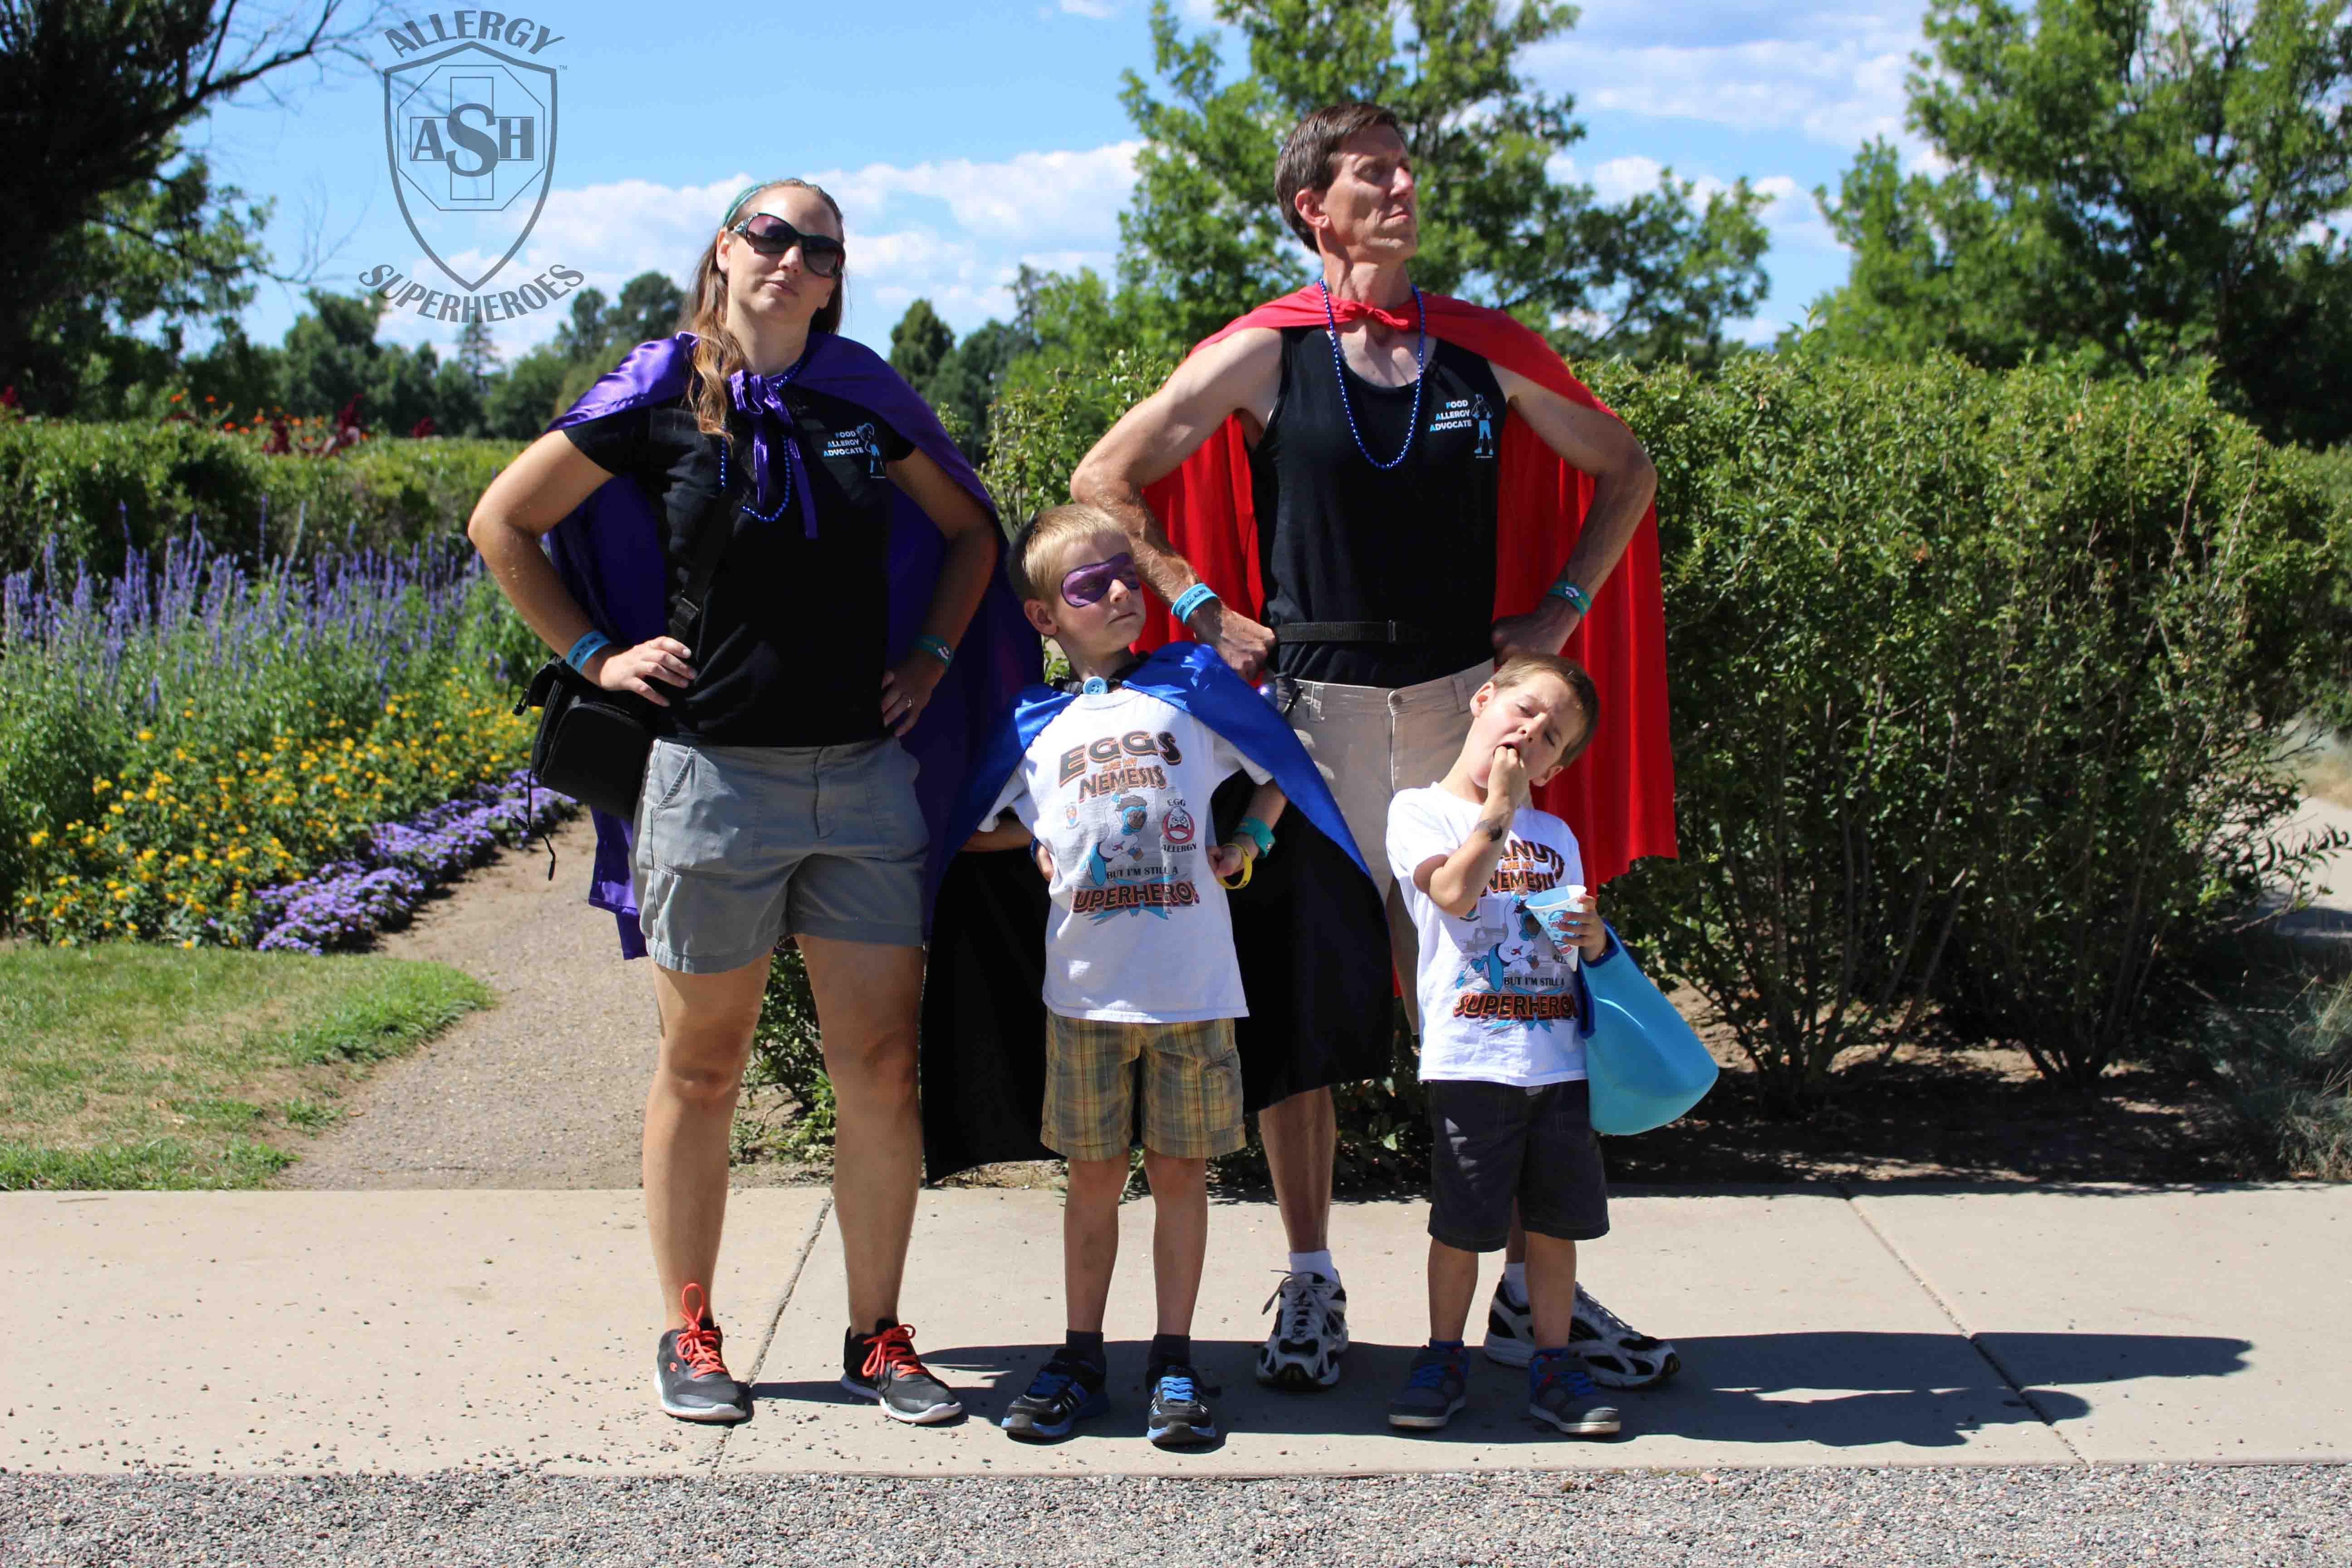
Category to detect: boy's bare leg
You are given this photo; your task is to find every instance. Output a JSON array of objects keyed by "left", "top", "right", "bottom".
[
  {"left": 1063, "top": 1157, "right": 1127, "bottom": 1333},
  {"left": 1143, "top": 1152, "right": 1209, "bottom": 1335},
  {"left": 1504, "top": 1213, "right": 1526, "bottom": 1266},
  {"left": 1524, "top": 1232, "right": 1580, "bottom": 1349},
  {"left": 1426, "top": 1237, "right": 1481, "bottom": 1343},
  {"left": 1259, "top": 1088, "right": 1335, "bottom": 1252}
]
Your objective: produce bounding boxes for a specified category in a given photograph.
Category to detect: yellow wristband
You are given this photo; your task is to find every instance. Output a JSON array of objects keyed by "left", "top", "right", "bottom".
[{"left": 1216, "top": 840, "right": 1256, "bottom": 890}]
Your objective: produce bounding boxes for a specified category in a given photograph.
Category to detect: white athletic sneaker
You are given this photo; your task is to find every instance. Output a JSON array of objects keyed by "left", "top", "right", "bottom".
[
  {"left": 1483, "top": 1279, "right": 1680, "bottom": 1388},
  {"left": 1255, "top": 1270, "right": 1349, "bottom": 1390}
]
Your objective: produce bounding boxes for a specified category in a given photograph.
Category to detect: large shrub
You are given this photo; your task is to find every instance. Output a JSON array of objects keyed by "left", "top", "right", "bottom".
[
  {"left": 1594, "top": 352, "right": 2351, "bottom": 1100},
  {"left": 980, "top": 346, "right": 1179, "bottom": 535},
  {"left": 0, "top": 419, "right": 518, "bottom": 573}
]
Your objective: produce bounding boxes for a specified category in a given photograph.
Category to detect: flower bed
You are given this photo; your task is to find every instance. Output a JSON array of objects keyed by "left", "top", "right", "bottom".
[{"left": 3, "top": 531, "right": 553, "bottom": 946}]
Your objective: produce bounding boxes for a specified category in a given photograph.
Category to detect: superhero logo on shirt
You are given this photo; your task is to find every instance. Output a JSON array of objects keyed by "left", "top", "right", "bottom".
[
  {"left": 1056, "top": 733, "right": 1201, "bottom": 921},
  {"left": 1447, "top": 843, "right": 1574, "bottom": 1028}
]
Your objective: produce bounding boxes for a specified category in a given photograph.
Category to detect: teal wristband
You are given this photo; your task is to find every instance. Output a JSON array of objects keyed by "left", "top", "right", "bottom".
[
  {"left": 564, "top": 630, "right": 612, "bottom": 671},
  {"left": 1171, "top": 583, "right": 1219, "bottom": 625},
  {"left": 1236, "top": 815, "right": 1275, "bottom": 858},
  {"left": 914, "top": 633, "right": 954, "bottom": 667},
  {"left": 1546, "top": 579, "right": 1592, "bottom": 616}
]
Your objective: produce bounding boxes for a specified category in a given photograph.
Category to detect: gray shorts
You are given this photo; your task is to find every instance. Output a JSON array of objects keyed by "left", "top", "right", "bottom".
[
  {"left": 632, "top": 736, "right": 927, "bottom": 973},
  {"left": 1426, "top": 1078, "right": 1610, "bottom": 1251}
]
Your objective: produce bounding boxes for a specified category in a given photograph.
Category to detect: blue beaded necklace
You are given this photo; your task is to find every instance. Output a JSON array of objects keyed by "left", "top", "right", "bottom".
[
  {"left": 717, "top": 343, "right": 813, "bottom": 523},
  {"left": 1319, "top": 279, "right": 1427, "bottom": 471}
]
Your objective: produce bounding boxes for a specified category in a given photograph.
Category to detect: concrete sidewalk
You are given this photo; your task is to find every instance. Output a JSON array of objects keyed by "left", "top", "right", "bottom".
[{"left": 4, "top": 1186, "right": 2343, "bottom": 1475}]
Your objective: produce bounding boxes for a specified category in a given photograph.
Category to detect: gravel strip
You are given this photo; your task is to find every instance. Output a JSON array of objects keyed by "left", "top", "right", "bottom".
[{"left": 3, "top": 1465, "right": 2345, "bottom": 1567}]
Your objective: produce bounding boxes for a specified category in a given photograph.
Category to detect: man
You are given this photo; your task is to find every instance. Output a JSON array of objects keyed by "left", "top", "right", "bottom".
[{"left": 1071, "top": 102, "right": 1680, "bottom": 1392}]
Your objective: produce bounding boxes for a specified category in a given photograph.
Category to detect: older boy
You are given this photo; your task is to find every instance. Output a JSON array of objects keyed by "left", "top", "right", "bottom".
[
  {"left": 1385, "top": 653, "right": 1622, "bottom": 1437},
  {"left": 965, "top": 504, "right": 1292, "bottom": 1447}
]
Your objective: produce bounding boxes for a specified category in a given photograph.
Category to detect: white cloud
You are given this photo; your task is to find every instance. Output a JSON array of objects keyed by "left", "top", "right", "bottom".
[
  {"left": 1059, "top": 0, "right": 1120, "bottom": 15},
  {"left": 372, "top": 146, "right": 1144, "bottom": 358},
  {"left": 1525, "top": 1, "right": 1928, "bottom": 152}
]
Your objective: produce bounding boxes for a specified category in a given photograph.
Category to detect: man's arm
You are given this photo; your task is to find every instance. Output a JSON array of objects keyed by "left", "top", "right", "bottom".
[
  {"left": 1488, "top": 362, "right": 1659, "bottom": 661},
  {"left": 1070, "top": 328, "right": 1285, "bottom": 681}
]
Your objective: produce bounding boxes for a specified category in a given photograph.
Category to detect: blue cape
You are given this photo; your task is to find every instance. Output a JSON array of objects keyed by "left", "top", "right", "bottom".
[
  {"left": 542, "top": 332, "right": 1039, "bottom": 956},
  {"left": 920, "top": 643, "right": 1394, "bottom": 1180}
]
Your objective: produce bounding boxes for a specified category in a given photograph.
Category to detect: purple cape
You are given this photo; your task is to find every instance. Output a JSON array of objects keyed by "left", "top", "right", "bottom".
[{"left": 542, "top": 332, "right": 1039, "bottom": 957}]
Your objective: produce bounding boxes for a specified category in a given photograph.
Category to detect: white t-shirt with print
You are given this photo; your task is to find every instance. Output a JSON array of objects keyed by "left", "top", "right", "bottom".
[
  {"left": 1387, "top": 784, "right": 1588, "bottom": 1087},
  {"left": 988, "top": 687, "right": 1272, "bottom": 1024}
]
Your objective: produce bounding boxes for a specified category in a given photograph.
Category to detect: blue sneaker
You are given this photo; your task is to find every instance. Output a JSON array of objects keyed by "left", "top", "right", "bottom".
[
  {"left": 1145, "top": 1362, "right": 1219, "bottom": 1447},
  {"left": 1529, "top": 1348, "right": 1622, "bottom": 1437},
  {"left": 1000, "top": 1353, "right": 1107, "bottom": 1441},
  {"left": 1387, "top": 1342, "right": 1469, "bottom": 1430}
]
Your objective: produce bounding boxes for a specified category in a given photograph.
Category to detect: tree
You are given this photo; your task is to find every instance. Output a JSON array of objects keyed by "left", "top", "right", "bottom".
[
  {"left": 0, "top": 1, "right": 382, "bottom": 404},
  {"left": 456, "top": 317, "right": 499, "bottom": 383},
  {"left": 1811, "top": 0, "right": 2352, "bottom": 447},
  {"left": 889, "top": 298, "right": 956, "bottom": 387},
  {"left": 485, "top": 347, "right": 570, "bottom": 440},
  {"left": 1113, "top": 0, "right": 1773, "bottom": 364}
]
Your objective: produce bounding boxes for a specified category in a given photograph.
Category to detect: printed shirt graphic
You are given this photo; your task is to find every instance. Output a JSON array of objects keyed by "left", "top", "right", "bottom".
[
  {"left": 1388, "top": 785, "right": 1588, "bottom": 1087},
  {"left": 989, "top": 688, "right": 1271, "bottom": 1023}
]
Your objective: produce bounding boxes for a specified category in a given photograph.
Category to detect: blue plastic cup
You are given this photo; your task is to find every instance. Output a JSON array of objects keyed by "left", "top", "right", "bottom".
[{"left": 1521, "top": 882, "right": 1589, "bottom": 965}]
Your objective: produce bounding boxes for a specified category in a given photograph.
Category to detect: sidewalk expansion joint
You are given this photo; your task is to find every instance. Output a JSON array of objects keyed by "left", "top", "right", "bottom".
[
  {"left": 709, "top": 1195, "right": 833, "bottom": 1474},
  {"left": 1836, "top": 1183, "right": 2091, "bottom": 1468}
]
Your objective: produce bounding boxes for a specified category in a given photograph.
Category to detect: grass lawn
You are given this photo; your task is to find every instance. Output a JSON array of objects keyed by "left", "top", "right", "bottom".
[{"left": 0, "top": 946, "right": 489, "bottom": 1190}]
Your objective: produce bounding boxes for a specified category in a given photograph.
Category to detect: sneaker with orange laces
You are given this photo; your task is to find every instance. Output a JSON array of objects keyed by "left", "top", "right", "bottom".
[
  {"left": 841, "top": 1320, "right": 963, "bottom": 1424},
  {"left": 657, "top": 1284, "right": 750, "bottom": 1424}
]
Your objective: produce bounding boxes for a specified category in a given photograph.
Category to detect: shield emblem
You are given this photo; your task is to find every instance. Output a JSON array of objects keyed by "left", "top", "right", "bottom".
[{"left": 382, "top": 43, "right": 558, "bottom": 292}]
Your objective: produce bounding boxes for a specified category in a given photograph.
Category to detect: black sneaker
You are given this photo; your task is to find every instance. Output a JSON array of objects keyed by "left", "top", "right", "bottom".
[
  {"left": 1529, "top": 1348, "right": 1622, "bottom": 1437},
  {"left": 841, "top": 1322, "right": 963, "bottom": 1424},
  {"left": 656, "top": 1284, "right": 750, "bottom": 1424},
  {"left": 1145, "top": 1361, "right": 1219, "bottom": 1447},
  {"left": 1000, "top": 1352, "right": 1108, "bottom": 1441}
]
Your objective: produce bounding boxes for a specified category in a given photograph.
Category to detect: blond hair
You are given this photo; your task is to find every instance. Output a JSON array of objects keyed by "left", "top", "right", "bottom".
[
  {"left": 1008, "top": 502, "right": 1127, "bottom": 603},
  {"left": 1491, "top": 652, "right": 1600, "bottom": 765}
]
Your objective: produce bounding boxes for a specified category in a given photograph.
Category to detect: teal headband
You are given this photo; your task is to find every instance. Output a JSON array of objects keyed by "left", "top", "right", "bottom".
[{"left": 722, "top": 181, "right": 792, "bottom": 228}]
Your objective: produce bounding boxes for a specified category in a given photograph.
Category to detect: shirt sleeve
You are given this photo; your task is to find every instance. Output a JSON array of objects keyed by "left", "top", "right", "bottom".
[
  {"left": 873, "top": 410, "right": 916, "bottom": 463},
  {"left": 558, "top": 402, "right": 657, "bottom": 477},
  {"left": 1385, "top": 791, "right": 1453, "bottom": 895},
  {"left": 987, "top": 769, "right": 1037, "bottom": 835},
  {"left": 1208, "top": 725, "right": 1274, "bottom": 787}
]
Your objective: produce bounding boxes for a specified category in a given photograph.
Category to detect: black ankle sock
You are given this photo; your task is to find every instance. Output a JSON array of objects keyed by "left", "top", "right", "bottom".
[
  {"left": 1147, "top": 1332, "right": 1191, "bottom": 1371},
  {"left": 1063, "top": 1329, "right": 1107, "bottom": 1372}
]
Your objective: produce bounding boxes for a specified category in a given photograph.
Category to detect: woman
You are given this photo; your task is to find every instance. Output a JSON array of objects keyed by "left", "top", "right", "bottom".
[{"left": 467, "top": 179, "right": 1010, "bottom": 1427}]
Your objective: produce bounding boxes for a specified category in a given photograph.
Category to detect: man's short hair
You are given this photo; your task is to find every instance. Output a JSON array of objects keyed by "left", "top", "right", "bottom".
[
  {"left": 1491, "top": 652, "right": 1601, "bottom": 765},
  {"left": 1276, "top": 102, "right": 1404, "bottom": 254},
  {"left": 1008, "top": 502, "right": 1125, "bottom": 603}
]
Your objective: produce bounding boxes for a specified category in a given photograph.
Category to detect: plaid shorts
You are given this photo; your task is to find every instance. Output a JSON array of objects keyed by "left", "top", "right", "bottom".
[{"left": 1042, "top": 1014, "right": 1246, "bottom": 1162}]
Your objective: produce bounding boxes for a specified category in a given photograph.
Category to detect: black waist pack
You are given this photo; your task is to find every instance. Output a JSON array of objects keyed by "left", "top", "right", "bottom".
[{"left": 514, "top": 660, "right": 660, "bottom": 821}]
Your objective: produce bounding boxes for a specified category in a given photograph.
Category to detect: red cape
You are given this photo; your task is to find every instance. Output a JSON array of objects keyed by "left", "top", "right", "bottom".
[{"left": 1136, "top": 284, "right": 1675, "bottom": 884}]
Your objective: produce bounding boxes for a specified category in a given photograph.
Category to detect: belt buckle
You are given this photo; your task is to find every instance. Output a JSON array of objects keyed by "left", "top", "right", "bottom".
[
  {"left": 1263, "top": 674, "right": 1301, "bottom": 715},
  {"left": 1386, "top": 620, "right": 1403, "bottom": 643}
]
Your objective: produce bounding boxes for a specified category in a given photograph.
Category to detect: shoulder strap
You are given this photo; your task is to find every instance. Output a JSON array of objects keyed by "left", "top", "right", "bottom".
[{"left": 665, "top": 465, "right": 740, "bottom": 647}]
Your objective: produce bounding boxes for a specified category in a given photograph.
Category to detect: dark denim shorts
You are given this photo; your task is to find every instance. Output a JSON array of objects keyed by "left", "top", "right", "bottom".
[{"left": 1425, "top": 1078, "right": 1610, "bottom": 1251}]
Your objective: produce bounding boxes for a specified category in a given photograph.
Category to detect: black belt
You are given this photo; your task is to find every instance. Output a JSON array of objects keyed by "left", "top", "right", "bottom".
[{"left": 1276, "top": 620, "right": 1433, "bottom": 644}]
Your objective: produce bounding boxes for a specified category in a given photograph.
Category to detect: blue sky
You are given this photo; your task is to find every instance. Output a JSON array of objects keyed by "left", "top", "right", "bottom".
[{"left": 194, "top": 0, "right": 1932, "bottom": 360}]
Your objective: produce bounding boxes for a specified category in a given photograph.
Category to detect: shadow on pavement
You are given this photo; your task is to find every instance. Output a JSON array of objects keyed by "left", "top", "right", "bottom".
[{"left": 765, "top": 1329, "right": 2252, "bottom": 1450}]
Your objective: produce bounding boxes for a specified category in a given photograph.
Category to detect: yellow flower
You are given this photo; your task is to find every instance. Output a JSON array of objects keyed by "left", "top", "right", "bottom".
[
  {"left": 26, "top": 830, "right": 45, "bottom": 848},
  {"left": 136, "top": 730, "right": 153, "bottom": 742}
]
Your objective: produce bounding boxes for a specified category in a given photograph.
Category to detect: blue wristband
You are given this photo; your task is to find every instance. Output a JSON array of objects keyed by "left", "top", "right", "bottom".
[
  {"left": 1236, "top": 815, "right": 1275, "bottom": 858},
  {"left": 1171, "top": 583, "right": 1219, "bottom": 625},
  {"left": 1546, "top": 579, "right": 1592, "bottom": 616},
  {"left": 564, "top": 630, "right": 612, "bottom": 671},
  {"left": 914, "top": 633, "right": 955, "bottom": 667}
]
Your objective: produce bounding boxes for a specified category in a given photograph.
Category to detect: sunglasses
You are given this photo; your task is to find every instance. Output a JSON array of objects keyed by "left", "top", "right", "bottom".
[
  {"left": 1061, "top": 552, "right": 1142, "bottom": 608},
  {"left": 730, "top": 214, "right": 846, "bottom": 278}
]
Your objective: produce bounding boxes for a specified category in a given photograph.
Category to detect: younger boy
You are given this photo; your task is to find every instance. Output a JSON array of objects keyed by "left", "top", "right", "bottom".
[
  {"left": 1384, "top": 653, "right": 1622, "bottom": 1438},
  {"left": 966, "top": 503, "right": 1290, "bottom": 1447}
]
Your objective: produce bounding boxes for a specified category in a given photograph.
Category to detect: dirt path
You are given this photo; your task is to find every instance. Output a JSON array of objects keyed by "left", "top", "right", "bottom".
[{"left": 282, "top": 814, "right": 669, "bottom": 1190}]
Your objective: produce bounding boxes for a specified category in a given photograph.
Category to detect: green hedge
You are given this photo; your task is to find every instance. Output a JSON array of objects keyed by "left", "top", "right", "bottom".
[
  {"left": 980, "top": 347, "right": 2352, "bottom": 1114},
  {"left": 0, "top": 419, "right": 520, "bottom": 574}
]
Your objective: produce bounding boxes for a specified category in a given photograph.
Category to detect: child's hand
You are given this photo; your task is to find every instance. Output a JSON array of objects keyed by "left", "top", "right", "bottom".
[
  {"left": 1491, "top": 742, "right": 1532, "bottom": 811},
  {"left": 1573, "top": 892, "right": 1606, "bottom": 960},
  {"left": 1209, "top": 839, "right": 1256, "bottom": 881},
  {"left": 1032, "top": 839, "right": 1057, "bottom": 882}
]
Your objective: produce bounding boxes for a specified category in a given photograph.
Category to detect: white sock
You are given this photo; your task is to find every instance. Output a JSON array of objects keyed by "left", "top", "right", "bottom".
[
  {"left": 1289, "top": 1250, "right": 1337, "bottom": 1285},
  {"left": 1501, "top": 1261, "right": 1528, "bottom": 1302}
]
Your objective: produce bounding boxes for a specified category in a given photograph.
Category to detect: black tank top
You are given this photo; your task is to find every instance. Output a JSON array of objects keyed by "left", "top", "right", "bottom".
[{"left": 1249, "top": 323, "right": 1505, "bottom": 687}]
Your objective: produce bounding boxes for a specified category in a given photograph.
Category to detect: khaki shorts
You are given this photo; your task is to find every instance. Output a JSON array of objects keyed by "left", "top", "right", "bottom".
[
  {"left": 632, "top": 736, "right": 927, "bottom": 973},
  {"left": 1042, "top": 1014, "right": 1245, "bottom": 1162},
  {"left": 1282, "top": 661, "right": 1490, "bottom": 902}
]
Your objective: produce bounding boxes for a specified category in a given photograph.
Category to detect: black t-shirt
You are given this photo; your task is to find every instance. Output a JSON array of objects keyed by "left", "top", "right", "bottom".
[
  {"left": 1249, "top": 325, "right": 1505, "bottom": 687},
  {"left": 562, "top": 379, "right": 915, "bottom": 745}
]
